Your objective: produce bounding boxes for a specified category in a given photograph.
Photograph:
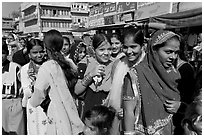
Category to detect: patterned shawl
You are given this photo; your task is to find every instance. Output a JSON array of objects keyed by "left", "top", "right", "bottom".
[
  {"left": 134, "top": 30, "right": 181, "bottom": 134},
  {"left": 27, "top": 61, "right": 40, "bottom": 90}
]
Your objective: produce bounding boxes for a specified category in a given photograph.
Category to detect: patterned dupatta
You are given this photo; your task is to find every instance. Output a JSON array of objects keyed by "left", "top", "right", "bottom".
[
  {"left": 27, "top": 61, "right": 40, "bottom": 91},
  {"left": 134, "top": 35, "right": 181, "bottom": 134}
]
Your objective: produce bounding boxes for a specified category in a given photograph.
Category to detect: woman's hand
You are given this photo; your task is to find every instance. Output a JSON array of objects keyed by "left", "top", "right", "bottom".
[
  {"left": 116, "top": 108, "right": 123, "bottom": 119},
  {"left": 164, "top": 100, "right": 181, "bottom": 114},
  {"left": 90, "top": 65, "right": 106, "bottom": 78}
]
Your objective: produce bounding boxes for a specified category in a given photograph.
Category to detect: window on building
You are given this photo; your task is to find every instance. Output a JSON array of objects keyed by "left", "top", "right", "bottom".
[{"left": 53, "top": 10, "right": 57, "bottom": 16}]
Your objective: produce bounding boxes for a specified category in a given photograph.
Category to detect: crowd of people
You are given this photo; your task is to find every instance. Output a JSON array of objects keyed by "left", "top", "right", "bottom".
[{"left": 2, "top": 24, "right": 202, "bottom": 135}]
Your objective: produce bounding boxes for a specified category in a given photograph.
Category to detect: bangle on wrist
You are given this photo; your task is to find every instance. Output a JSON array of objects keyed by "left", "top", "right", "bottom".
[
  {"left": 124, "top": 131, "right": 135, "bottom": 135},
  {"left": 81, "top": 73, "right": 92, "bottom": 87}
]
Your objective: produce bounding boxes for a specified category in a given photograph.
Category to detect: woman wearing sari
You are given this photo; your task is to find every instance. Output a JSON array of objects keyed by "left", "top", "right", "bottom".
[
  {"left": 104, "top": 27, "right": 146, "bottom": 135},
  {"left": 123, "top": 30, "right": 182, "bottom": 135},
  {"left": 74, "top": 33, "right": 113, "bottom": 120},
  {"left": 20, "top": 38, "right": 47, "bottom": 134},
  {"left": 29, "top": 29, "right": 84, "bottom": 135}
]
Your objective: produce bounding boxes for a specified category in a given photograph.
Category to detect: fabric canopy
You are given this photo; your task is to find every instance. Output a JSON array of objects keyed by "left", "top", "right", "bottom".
[
  {"left": 89, "top": 22, "right": 127, "bottom": 30},
  {"left": 68, "top": 27, "right": 91, "bottom": 32},
  {"left": 149, "top": 8, "right": 202, "bottom": 29}
]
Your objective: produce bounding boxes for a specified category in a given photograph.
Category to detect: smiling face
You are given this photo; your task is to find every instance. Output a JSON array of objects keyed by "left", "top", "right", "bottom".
[
  {"left": 95, "top": 41, "right": 112, "bottom": 64},
  {"left": 156, "top": 37, "right": 180, "bottom": 70},
  {"left": 123, "top": 35, "right": 143, "bottom": 64},
  {"left": 111, "top": 37, "right": 122, "bottom": 56},
  {"left": 29, "top": 45, "right": 45, "bottom": 64}
]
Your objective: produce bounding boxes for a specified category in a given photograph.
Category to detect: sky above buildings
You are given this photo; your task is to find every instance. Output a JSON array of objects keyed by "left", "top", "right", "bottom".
[{"left": 2, "top": 2, "right": 22, "bottom": 17}]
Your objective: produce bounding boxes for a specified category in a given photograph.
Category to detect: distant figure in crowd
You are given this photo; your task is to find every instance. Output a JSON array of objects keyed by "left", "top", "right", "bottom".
[
  {"left": 82, "top": 33, "right": 95, "bottom": 57},
  {"left": 29, "top": 29, "right": 84, "bottom": 135},
  {"left": 20, "top": 39, "right": 47, "bottom": 135},
  {"left": 12, "top": 38, "right": 30, "bottom": 66},
  {"left": 123, "top": 30, "right": 182, "bottom": 135},
  {"left": 69, "top": 41, "right": 87, "bottom": 65},
  {"left": 18, "top": 38, "right": 26, "bottom": 50},
  {"left": 75, "top": 33, "right": 113, "bottom": 120},
  {"left": 61, "top": 36, "right": 78, "bottom": 89},
  {"left": 6, "top": 33, "right": 15, "bottom": 44},
  {"left": 105, "top": 27, "right": 146, "bottom": 135},
  {"left": 7, "top": 41, "right": 19, "bottom": 61},
  {"left": 67, "top": 31, "right": 75, "bottom": 46},
  {"left": 110, "top": 33, "right": 125, "bottom": 60},
  {"left": 80, "top": 105, "right": 116, "bottom": 135},
  {"left": 2, "top": 40, "right": 25, "bottom": 135}
]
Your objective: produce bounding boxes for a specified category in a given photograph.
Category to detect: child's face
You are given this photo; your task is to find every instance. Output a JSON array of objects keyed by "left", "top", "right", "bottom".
[{"left": 83, "top": 118, "right": 99, "bottom": 135}]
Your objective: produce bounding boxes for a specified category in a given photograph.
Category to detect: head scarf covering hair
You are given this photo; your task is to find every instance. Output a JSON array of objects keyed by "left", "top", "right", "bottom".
[
  {"left": 69, "top": 40, "right": 86, "bottom": 64},
  {"left": 134, "top": 29, "right": 181, "bottom": 134},
  {"left": 151, "top": 30, "right": 180, "bottom": 47}
]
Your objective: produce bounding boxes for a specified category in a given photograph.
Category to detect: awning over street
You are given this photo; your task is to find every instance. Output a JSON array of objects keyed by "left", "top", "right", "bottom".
[
  {"left": 149, "top": 8, "right": 202, "bottom": 29},
  {"left": 89, "top": 22, "right": 127, "bottom": 30},
  {"left": 68, "top": 27, "right": 91, "bottom": 32}
]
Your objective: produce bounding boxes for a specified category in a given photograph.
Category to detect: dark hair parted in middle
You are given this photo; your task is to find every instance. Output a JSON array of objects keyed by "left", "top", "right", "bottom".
[
  {"left": 123, "top": 27, "right": 144, "bottom": 46},
  {"left": 92, "top": 33, "right": 110, "bottom": 49},
  {"left": 27, "top": 38, "right": 44, "bottom": 53}
]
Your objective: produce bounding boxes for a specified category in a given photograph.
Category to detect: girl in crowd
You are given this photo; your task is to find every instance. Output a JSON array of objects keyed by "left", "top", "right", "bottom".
[
  {"left": 81, "top": 105, "right": 116, "bottom": 135},
  {"left": 29, "top": 29, "right": 84, "bottom": 135},
  {"left": 110, "top": 33, "right": 125, "bottom": 60},
  {"left": 105, "top": 27, "right": 146, "bottom": 134},
  {"left": 75, "top": 33, "right": 113, "bottom": 120},
  {"left": 20, "top": 38, "right": 47, "bottom": 135},
  {"left": 69, "top": 41, "right": 87, "bottom": 65},
  {"left": 123, "top": 30, "right": 182, "bottom": 135}
]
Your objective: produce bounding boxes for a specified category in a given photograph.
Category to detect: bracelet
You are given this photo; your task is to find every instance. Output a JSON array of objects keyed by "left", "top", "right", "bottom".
[
  {"left": 124, "top": 131, "right": 135, "bottom": 135},
  {"left": 81, "top": 73, "right": 92, "bottom": 87}
]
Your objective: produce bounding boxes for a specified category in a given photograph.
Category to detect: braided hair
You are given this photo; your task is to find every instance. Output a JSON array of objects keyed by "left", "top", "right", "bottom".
[{"left": 43, "top": 29, "right": 78, "bottom": 90}]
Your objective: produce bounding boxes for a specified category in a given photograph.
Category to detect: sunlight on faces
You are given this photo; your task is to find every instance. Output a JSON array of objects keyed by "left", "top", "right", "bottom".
[
  {"left": 95, "top": 40, "right": 112, "bottom": 64},
  {"left": 123, "top": 36, "right": 143, "bottom": 63},
  {"left": 29, "top": 45, "right": 45, "bottom": 64},
  {"left": 111, "top": 37, "right": 122, "bottom": 55},
  {"left": 156, "top": 38, "right": 180, "bottom": 70}
]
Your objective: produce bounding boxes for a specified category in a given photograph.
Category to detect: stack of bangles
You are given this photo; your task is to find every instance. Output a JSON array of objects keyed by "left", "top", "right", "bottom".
[
  {"left": 81, "top": 73, "right": 92, "bottom": 87},
  {"left": 124, "top": 131, "right": 136, "bottom": 135}
]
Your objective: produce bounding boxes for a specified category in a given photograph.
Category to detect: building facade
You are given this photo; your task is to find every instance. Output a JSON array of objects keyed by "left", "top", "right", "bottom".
[
  {"left": 2, "top": 17, "right": 14, "bottom": 36},
  {"left": 21, "top": 2, "right": 72, "bottom": 36},
  {"left": 71, "top": 2, "right": 89, "bottom": 28}
]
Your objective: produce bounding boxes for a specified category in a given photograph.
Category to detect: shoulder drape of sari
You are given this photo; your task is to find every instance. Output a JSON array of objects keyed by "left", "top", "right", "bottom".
[
  {"left": 41, "top": 60, "right": 84, "bottom": 135},
  {"left": 134, "top": 41, "right": 181, "bottom": 134}
]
